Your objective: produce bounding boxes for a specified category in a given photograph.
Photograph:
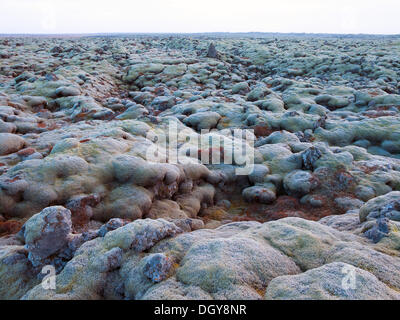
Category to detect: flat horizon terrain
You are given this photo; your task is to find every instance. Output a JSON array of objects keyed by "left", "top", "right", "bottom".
[{"left": 1, "top": 32, "right": 400, "bottom": 38}]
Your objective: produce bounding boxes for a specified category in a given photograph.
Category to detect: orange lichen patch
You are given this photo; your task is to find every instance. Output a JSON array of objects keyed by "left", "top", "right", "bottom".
[
  {"left": 255, "top": 287, "right": 267, "bottom": 297},
  {"left": 373, "top": 106, "right": 395, "bottom": 111},
  {"left": 217, "top": 116, "right": 231, "bottom": 128},
  {"left": 0, "top": 220, "right": 22, "bottom": 236},
  {"left": 252, "top": 123, "right": 276, "bottom": 137},
  {"left": 5, "top": 176, "right": 21, "bottom": 183},
  {"left": 368, "top": 90, "right": 382, "bottom": 97},
  {"left": 71, "top": 210, "right": 91, "bottom": 231},
  {"left": 74, "top": 112, "right": 89, "bottom": 119},
  {"left": 241, "top": 196, "right": 305, "bottom": 221},
  {"left": 37, "top": 122, "right": 47, "bottom": 128},
  {"left": 154, "top": 87, "right": 167, "bottom": 95},
  {"left": 7, "top": 101, "right": 25, "bottom": 110},
  {"left": 222, "top": 198, "right": 247, "bottom": 216},
  {"left": 358, "top": 164, "right": 381, "bottom": 174},
  {"left": 17, "top": 147, "right": 36, "bottom": 157},
  {"left": 223, "top": 97, "right": 236, "bottom": 103},
  {"left": 46, "top": 123, "right": 61, "bottom": 131},
  {"left": 73, "top": 110, "right": 97, "bottom": 121},
  {"left": 273, "top": 196, "right": 300, "bottom": 210},
  {"left": 231, "top": 215, "right": 265, "bottom": 222},
  {"left": 244, "top": 196, "right": 323, "bottom": 221},
  {"left": 200, "top": 206, "right": 229, "bottom": 220},
  {"left": 172, "top": 262, "right": 180, "bottom": 270},
  {"left": 334, "top": 169, "right": 356, "bottom": 190},
  {"left": 362, "top": 106, "right": 398, "bottom": 118},
  {"left": 67, "top": 194, "right": 101, "bottom": 231}
]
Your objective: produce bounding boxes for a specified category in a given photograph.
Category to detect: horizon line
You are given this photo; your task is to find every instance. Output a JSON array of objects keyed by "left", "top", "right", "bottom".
[{"left": 0, "top": 31, "right": 399, "bottom": 37}]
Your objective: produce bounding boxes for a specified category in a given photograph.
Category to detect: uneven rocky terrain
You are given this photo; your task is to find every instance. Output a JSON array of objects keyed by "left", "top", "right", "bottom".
[{"left": 0, "top": 34, "right": 400, "bottom": 300}]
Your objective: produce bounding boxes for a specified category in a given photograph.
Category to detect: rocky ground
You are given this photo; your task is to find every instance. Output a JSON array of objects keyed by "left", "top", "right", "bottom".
[{"left": 0, "top": 34, "right": 400, "bottom": 300}]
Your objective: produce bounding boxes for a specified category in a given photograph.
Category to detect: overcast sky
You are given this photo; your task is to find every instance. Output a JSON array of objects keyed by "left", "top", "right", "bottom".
[{"left": 0, "top": 0, "right": 399, "bottom": 34}]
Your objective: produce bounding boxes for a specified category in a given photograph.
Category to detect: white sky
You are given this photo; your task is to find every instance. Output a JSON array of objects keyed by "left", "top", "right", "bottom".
[{"left": 0, "top": 0, "right": 399, "bottom": 34}]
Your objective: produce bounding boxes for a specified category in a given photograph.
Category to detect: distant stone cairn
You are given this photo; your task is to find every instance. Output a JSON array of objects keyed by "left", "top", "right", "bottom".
[{"left": 206, "top": 43, "right": 218, "bottom": 58}]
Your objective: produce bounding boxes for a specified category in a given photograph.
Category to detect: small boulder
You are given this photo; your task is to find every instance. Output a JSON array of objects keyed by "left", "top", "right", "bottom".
[
  {"left": 334, "top": 197, "right": 364, "bottom": 212},
  {"left": 359, "top": 191, "right": 400, "bottom": 222},
  {"left": 0, "top": 119, "right": 17, "bottom": 133},
  {"left": 142, "top": 253, "right": 173, "bottom": 283},
  {"left": 98, "top": 218, "right": 127, "bottom": 237},
  {"left": 183, "top": 111, "right": 221, "bottom": 131},
  {"left": 301, "top": 146, "right": 322, "bottom": 170},
  {"left": 55, "top": 86, "right": 81, "bottom": 97},
  {"left": 248, "top": 164, "right": 270, "bottom": 184},
  {"left": 242, "top": 185, "right": 276, "bottom": 204},
  {"left": 231, "top": 82, "right": 250, "bottom": 95},
  {"left": 21, "top": 206, "right": 72, "bottom": 267},
  {"left": 0, "top": 133, "right": 26, "bottom": 155},
  {"left": 363, "top": 218, "right": 390, "bottom": 243},
  {"left": 206, "top": 43, "right": 218, "bottom": 59},
  {"left": 283, "top": 170, "right": 318, "bottom": 197}
]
